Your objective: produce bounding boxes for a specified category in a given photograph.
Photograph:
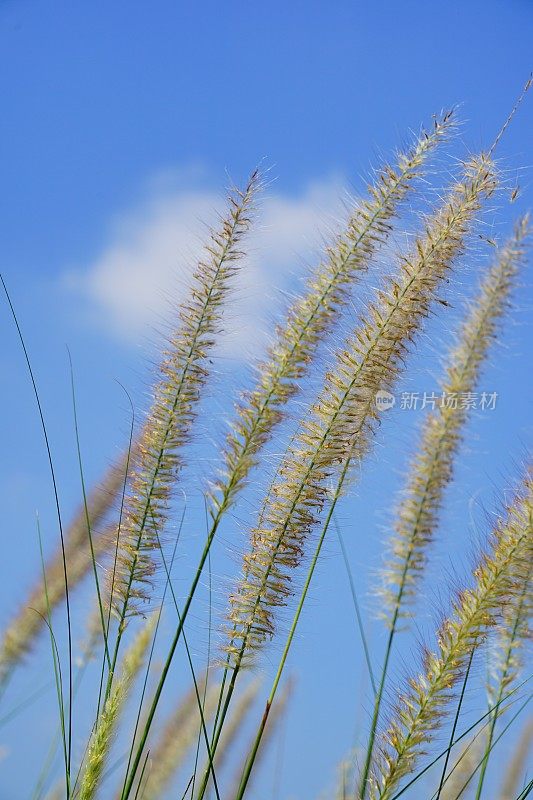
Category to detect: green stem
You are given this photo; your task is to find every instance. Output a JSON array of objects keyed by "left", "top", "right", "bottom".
[
  {"left": 451, "top": 695, "right": 531, "bottom": 800},
  {"left": 119, "top": 523, "right": 219, "bottom": 800},
  {"left": 389, "top": 678, "right": 531, "bottom": 800},
  {"left": 435, "top": 647, "right": 475, "bottom": 799},
  {"left": 106, "top": 199, "right": 244, "bottom": 704},
  {"left": 69, "top": 351, "right": 111, "bottom": 671},
  {"left": 474, "top": 574, "right": 530, "bottom": 800},
  {"left": 333, "top": 515, "right": 376, "bottom": 696},
  {"left": 234, "top": 456, "right": 352, "bottom": 800}
]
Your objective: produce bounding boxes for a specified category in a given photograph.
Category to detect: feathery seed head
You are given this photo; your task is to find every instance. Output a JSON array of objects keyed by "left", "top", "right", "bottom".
[
  {"left": 0, "top": 526, "right": 113, "bottom": 673},
  {"left": 378, "top": 214, "right": 530, "bottom": 625},
  {"left": 488, "top": 556, "right": 532, "bottom": 704},
  {"left": 370, "top": 471, "right": 533, "bottom": 799},
  {"left": 223, "top": 154, "right": 497, "bottom": 668},
  {"left": 79, "top": 616, "right": 155, "bottom": 800},
  {"left": 108, "top": 173, "right": 259, "bottom": 621},
  {"left": 142, "top": 676, "right": 221, "bottom": 800},
  {"left": 209, "top": 112, "right": 455, "bottom": 518},
  {"left": 0, "top": 450, "right": 130, "bottom": 673}
]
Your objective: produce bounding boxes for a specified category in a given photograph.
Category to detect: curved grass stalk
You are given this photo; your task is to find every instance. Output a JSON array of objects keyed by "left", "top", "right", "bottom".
[
  {"left": 140, "top": 679, "right": 221, "bottom": 800},
  {"left": 206, "top": 155, "right": 497, "bottom": 800},
  {"left": 498, "top": 718, "right": 533, "bottom": 800},
  {"left": 105, "top": 172, "right": 258, "bottom": 686},
  {"left": 0, "top": 453, "right": 128, "bottom": 675},
  {"left": 0, "top": 277, "right": 74, "bottom": 779},
  {"left": 78, "top": 617, "right": 154, "bottom": 800},
  {"left": 434, "top": 647, "right": 475, "bottom": 799},
  {"left": 229, "top": 678, "right": 291, "bottom": 800},
  {"left": 436, "top": 734, "right": 487, "bottom": 800},
  {"left": 195, "top": 679, "right": 260, "bottom": 800},
  {"left": 119, "top": 113, "right": 454, "bottom": 800},
  {"left": 474, "top": 559, "right": 532, "bottom": 798},
  {"left": 37, "top": 517, "right": 70, "bottom": 798},
  {"left": 334, "top": 514, "right": 377, "bottom": 695},
  {"left": 0, "top": 525, "right": 113, "bottom": 676},
  {"left": 31, "top": 602, "right": 108, "bottom": 800},
  {"left": 438, "top": 695, "right": 532, "bottom": 800},
  {"left": 369, "top": 472, "right": 533, "bottom": 800},
  {"left": 360, "top": 213, "right": 531, "bottom": 796}
]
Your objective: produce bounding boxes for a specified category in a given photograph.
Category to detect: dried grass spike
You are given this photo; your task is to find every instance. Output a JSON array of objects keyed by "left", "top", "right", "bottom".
[
  {"left": 224, "top": 154, "right": 497, "bottom": 668},
  {"left": 109, "top": 172, "right": 259, "bottom": 623},
  {"left": 142, "top": 678, "right": 221, "bottom": 800},
  {"left": 209, "top": 111, "right": 455, "bottom": 517},
  {"left": 0, "top": 524, "right": 113, "bottom": 673},
  {"left": 78, "top": 617, "right": 154, "bottom": 800},
  {"left": 370, "top": 471, "right": 533, "bottom": 799},
  {"left": 379, "top": 214, "right": 531, "bottom": 626}
]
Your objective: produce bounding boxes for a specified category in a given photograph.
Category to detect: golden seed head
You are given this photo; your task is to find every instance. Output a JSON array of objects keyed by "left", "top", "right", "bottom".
[{"left": 223, "top": 154, "right": 497, "bottom": 668}]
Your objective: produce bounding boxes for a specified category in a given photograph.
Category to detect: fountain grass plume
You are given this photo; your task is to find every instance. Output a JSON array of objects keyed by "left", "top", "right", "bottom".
[
  {"left": 108, "top": 172, "right": 259, "bottom": 627},
  {"left": 140, "top": 677, "right": 222, "bottom": 800},
  {"left": 370, "top": 471, "right": 533, "bottom": 800},
  {"left": 380, "top": 214, "right": 531, "bottom": 626},
  {"left": 78, "top": 616, "right": 155, "bottom": 800},
  {"left": 0, "top": 525, "right": 113, "bottom": 673},
  {"left": 209, "top": 112, "right": 455, "bottom": 519},
  {"left": 224, "top": 154, "right": 497, "bottom": 668}
]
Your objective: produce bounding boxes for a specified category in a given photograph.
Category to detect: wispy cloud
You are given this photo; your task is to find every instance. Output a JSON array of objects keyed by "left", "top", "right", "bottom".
[{"left": 64, "top": 168, "right": 348, "bottom": 357}]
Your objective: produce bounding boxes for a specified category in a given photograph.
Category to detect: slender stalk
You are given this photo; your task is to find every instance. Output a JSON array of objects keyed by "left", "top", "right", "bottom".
[
  {"left": 117, "top": 507, "right": 185, "bottom": 799},
  {"left": 433, "top": 734, "right": 486, "bottom": 800},
  {"left": 233, "top": 485, "right": 344, "bottom": 800},
  {"left": 229, "top": 679, "right": 291, "bottom": 800},
  {"left": 105, "top": 172, "right": 258, "bottom": 702},
  {"left": 516, "top": 779, "right": 533, "bottom": 800},
  {"left": 37, "top": 517, "right": 70, "bottom": 798},
  {"left": 360, "top": 215, "right": 530, "bottom": 796},
  {"left": 474, "top": 564, "right": 532, "bottom": 799},
  {"left": 78, "top": 618, "right": 154, "bottom": 800},
  {"left": 334, "top": 515, "right": 376, "bottom": 695},
  {"left": 449, "top": 696, "right": 531, "bottom": 800},
  {"left": 101, "top": 119, "right": 454, "bottom": 797},
  {"left": 197, "top": 154, "right": 496, "bottom": 800},
  {"left": 0, "top": 275, "right": 73, "bottom": 784},
  {"left": 370, "top": 474, "right": 532, "bottom": 799},
  {"left": 68, "top": 350, "right": 111, "bottom": 670},
  {"left": 435, "top": 648, "right": 475, "bottom": 799},
  {"left": 195, "top": 679, "right": 260, "bottom": 800}
]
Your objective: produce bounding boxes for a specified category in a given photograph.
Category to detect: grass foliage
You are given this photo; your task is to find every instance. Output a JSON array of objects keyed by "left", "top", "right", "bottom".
[{"left": 0, "top": 95, "right": 531, "bottom": 800}]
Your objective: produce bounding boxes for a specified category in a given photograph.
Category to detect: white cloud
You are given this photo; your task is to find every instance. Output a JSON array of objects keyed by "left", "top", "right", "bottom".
[{"left": 64, "top": 169, "right": 348, "bottom": 358}]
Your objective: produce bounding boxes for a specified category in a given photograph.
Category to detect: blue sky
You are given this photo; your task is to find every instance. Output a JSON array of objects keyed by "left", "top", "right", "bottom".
[{"left": 0, "top": 2, "right": 532, "bottom": 799}]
